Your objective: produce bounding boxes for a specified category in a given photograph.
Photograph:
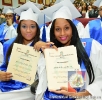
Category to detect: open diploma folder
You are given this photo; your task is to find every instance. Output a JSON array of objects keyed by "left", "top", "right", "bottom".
[
  {"left": 44, "top": 45, "right": 81, "bottom": 90},
  {"left": 7, "top": 43, "right": 40, "bottom": 85}
]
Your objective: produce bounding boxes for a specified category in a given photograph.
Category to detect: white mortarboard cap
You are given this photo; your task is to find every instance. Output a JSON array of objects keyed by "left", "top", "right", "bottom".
[
  {"left": 34, "top": 3, "right": 44, "bottom": 9},
  {"left": 6, "top": 9, "right": 14, "bottom": 14},
  {"left": 20, "top": 8, "right": 38, "bottom": 24},
  {"left": 52, "top": 6, "right": 72, "bottom": 20},
  {"left": 3, "top": 6, "right": 14, "bottom": 14},
  {"left": 93, "top": 0, "right": 102, "bottom": 7},
  {"left": 14, "top": 1, "right": 51, "bottom": 25},
  {"left": 42, "top": 0, "right": 81, "bottom": 20}
]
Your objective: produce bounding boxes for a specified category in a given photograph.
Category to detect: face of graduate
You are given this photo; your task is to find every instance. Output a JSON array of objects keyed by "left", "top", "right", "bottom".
[
  {"left": 5, "top": 13, "right": 13, "bottom": 22},
  {"left": 20, "top": 20, "right": 37, "bottom": 45},
  {"left": 99, "top": 6, "right": 102, "bottom": 17},
  {"left": 54, "top": 18, "right": 72, "bottom": 46}
]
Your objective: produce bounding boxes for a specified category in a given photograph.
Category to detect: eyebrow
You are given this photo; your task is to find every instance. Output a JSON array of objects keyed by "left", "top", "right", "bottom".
[
  {"left": 55, "top": 24, "right": 70, "bottom": 27},
  {"left": 21, "top": 23, "right": 36, "bottom": 25}
]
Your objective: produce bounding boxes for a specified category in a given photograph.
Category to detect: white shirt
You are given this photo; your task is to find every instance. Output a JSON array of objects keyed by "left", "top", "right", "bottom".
[{"left": 3, "top": 22, "right": 17, "bottom": 39}]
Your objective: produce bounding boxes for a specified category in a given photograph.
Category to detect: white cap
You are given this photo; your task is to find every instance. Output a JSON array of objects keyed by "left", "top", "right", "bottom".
[
  {"left": 52, "top": 6, "right": 72, "bottom": 21},
  {"left": 34, "top": 3, "right": 44, "bottom": 9},
  {"left": 93, "top": 0, "right": 102, "bottom": 8},
  {"left": 3, "top": 6, "right": 14, "bottom": 14},
  {"left": 14, "top": 1, "right": 50, "bottom": 25},
  {"left": 42, "top": 0, "right": 81, "bottom": 21},
  {"left": 20, "top": 8, "right": 38, "bottom": 24}
]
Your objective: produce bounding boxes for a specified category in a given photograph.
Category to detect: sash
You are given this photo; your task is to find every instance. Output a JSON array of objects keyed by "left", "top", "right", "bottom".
[
  {"left": 43, "top": 38, "right": 93, "bottom": 100},
  {"left": 89, "top": 19, "right": 102, "bottom": 44}
]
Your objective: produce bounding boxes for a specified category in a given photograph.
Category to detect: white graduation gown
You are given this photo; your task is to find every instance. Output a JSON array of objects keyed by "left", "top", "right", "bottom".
[
  {"left": 3, "top": 22, "right": 17, "bottom": 39},
  {"left": 0, "top": 42, "right": 3, "bottom": 65},
  {"left": 77, "top": 39, "right": 102, "bottom": 100},
  {"left": 0, "top": 49, "right": 47, "bottom": 100},
  {"left": 75, "top": 22, "right": 90, "bottom": 38}
]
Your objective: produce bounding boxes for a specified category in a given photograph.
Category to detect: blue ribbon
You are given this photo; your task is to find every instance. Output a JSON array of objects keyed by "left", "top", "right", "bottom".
[{"left": 42, "top": 14, "right": 46, "bottom": 42}]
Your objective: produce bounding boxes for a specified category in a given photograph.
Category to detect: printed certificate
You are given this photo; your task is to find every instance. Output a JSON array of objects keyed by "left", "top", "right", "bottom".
[
  {"left": 44, "top": 45, "right": 81, "bottom": 90},
  {"left": 7, "top": 43, "right": 40, "bottom": 85}
]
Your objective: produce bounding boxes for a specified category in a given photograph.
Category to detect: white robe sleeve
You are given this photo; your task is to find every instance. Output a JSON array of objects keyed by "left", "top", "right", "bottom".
[
  {"left": 86, "top": 39, "right": 102, "bottom": 99},
  {"left": 4, "top": 25, "right": 17, "bottom": 39},
  {"left": 76, "top": 22, "right": 90, "bottom": 38},
  {"left": 35, "top": 53, "right": 47, "bottom": 100},
  {"left": 0, "top": 43, "right": 3, "bottom": 66}
]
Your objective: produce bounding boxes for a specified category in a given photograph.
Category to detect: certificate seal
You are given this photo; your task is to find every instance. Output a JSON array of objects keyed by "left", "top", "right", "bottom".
[{"left": 69, "top": 73, "right": 84, "bottom": 88}]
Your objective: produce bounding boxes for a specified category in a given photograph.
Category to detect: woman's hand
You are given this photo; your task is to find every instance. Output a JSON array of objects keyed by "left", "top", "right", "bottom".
[
  {"left": 0, "top": 71, "right": 12, "bottom": 81},
  {"left": 34, "top": 41, "right": 58, "bottom": 52},
  {"left": 50, "top": 87, "right": 91, "bottom": 98},
  {"left": 34, "top": 41, "right": 47, "bottom": 51},
  {"left": 41, "top": 42, "right": 58, "bottom": 52}
]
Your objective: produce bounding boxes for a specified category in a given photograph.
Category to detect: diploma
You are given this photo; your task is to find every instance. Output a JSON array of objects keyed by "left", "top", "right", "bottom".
[
  {"left": 44, "top": 45, "right": 81, "bottom": 90},
  {"left": 7, "top": 43, "right": 41, "bottom": 85}
]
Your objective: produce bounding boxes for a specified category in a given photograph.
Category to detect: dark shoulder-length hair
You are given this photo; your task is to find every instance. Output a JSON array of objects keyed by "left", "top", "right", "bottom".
[
  {"left": 50, "top": 19, "right": 94, "bottom": 84},
  {"left": 6, "top": 20, "right": 40, "bottom": 65}
]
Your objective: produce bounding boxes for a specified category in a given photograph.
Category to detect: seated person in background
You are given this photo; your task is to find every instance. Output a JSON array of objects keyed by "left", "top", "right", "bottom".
[
  {"left": 85, "top": 5, "right": 92, "bottom": 18},
  {"left": 40, "top": 1, "right": 102, "bottom": 99},
  {"left": 0, "top": 9, "right": 6, "bottom": 25},
  {"left": 88, "top": 5, "right": 99, "bottom": 18},
  {"left": 85, "top": 0, "right": 102, "bottom": 44},
  {"left": 0, "top": 2, "right": 47, "bottom": 100},
  {"left": 0, "top": 7, "right": 18, "bottom": 44}
]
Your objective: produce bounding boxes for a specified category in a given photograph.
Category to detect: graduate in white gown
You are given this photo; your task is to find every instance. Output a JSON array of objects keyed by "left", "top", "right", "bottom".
[
  {"left": 56, "top": 0, "right": 88, "bottom": 38},
  {"left": 0, "top": 7, "right": 18, "bottom": 44},
  {"left": 35, "top": 0, "right": 89, "bottom": 51},
  {"left": 85, "top": 0, "right": 102, "bottom": 44},
  {"left": 37, "top": 0, "right": 102, "bottom": 99},
  {"left": 40, "top": 0, "right": 89, "bottom": 43},
  {"left": 0, "top": 2, "right": 47, "bottom": 100}
]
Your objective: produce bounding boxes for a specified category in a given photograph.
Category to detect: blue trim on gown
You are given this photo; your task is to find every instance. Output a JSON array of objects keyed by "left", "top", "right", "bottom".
[{"left": 89, "top": 19, "right": 102, "bottom": 44}]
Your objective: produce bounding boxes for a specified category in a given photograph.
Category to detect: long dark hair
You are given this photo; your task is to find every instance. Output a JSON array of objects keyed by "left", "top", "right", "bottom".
[
  {"left": 50, "top": 19, "right": 94, "bottom": 84},
  {"left": 6, "top": 20, "right": 40, "bottom": 65}
]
